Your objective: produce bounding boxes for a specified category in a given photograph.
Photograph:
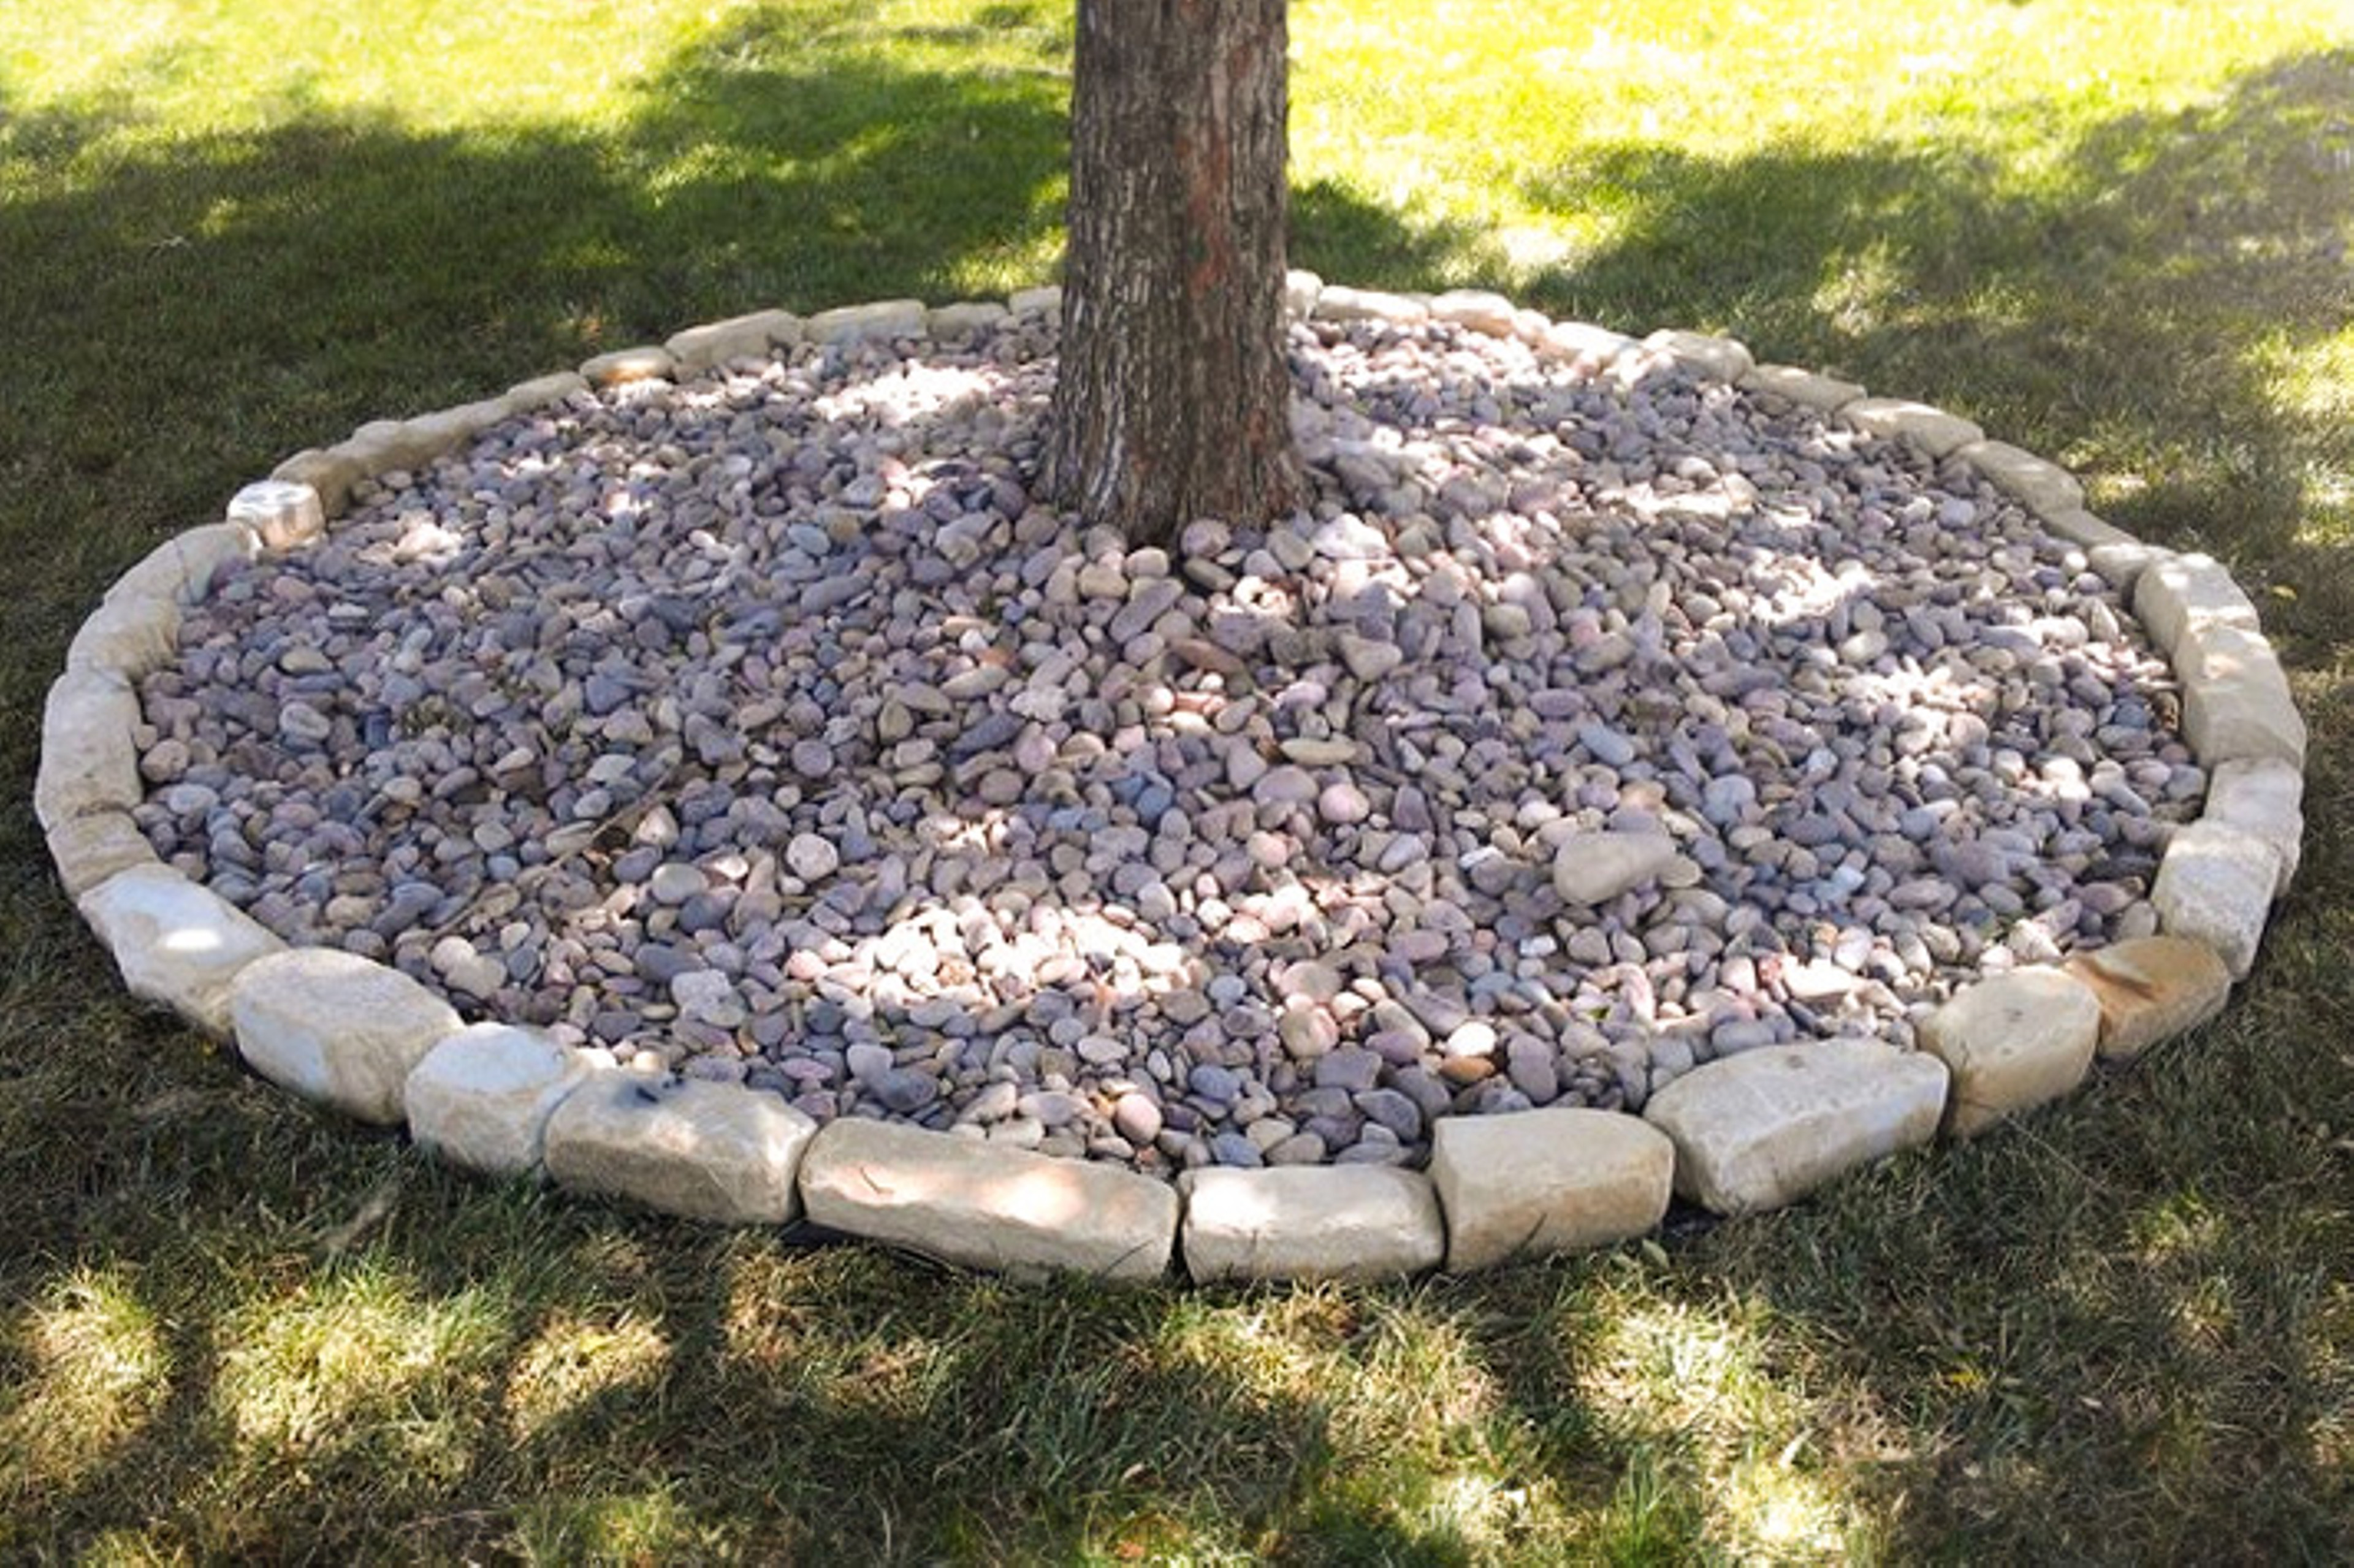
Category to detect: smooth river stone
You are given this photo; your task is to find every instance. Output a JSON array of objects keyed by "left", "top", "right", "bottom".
[
  {"left": 1428, "top": 1107, "right": 1674, "bottom": 1272},
  {"left": 2061, "top": 937, "right": 2232, "bottom": 1062},
  {"left": 231, "top": 946, "right": 463, "bottom": 1125},
  {"left": 1178, "top": 1166, "right": 1444, "bottom": 1283},
  {"left": 78, "top": 865, "right": 288, "bottom": 1038},
  {"left": 799, "top": 1119, "right": 1178, "bottom": 1282},
  {"left": 1644, "top": 1038, "right": 1949, "bottom": 1216},
  {"left": 1552, "top": 830, "right": 1678, "bottom": 905},
  {"left": 406, "top": 1023, "right": 600, "bottom": 1175},
  {"left": 544, "top": 1071, "right": 817, "bottom": 1224},
  {"left": 1916, "top": 969, "right": 2101, "bottom": 1137}
]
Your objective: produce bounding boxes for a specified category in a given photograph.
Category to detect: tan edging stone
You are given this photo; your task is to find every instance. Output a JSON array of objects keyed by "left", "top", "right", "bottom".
[
  {"left": 230, "top": 947, "right": 464, "bottom": 1125},
  {"left": 43, "top": 283, "right": 2307, "bottom": 1283},
  {"left": 1428, "top": 1108, "right": 1674, "bottom": 1272},
  {"left": 77, "top": 865, "right": 286, "bottom": 1037},
  {"left": 1644, "top": 1038, "right": 1949, "bottom": 1215},
  {"left": 406, "top": 1024, "right": 601, "bottom": 1176},
  {"left": 544, "top": 1071, "right": 817, "bottom": 1224},
  {"left": 2062, "top": 936, "right": 2232, "bottom": 1062},
  {"left": 579, "top": 345, "right": 676, "bottom": 387},
  {"left": 1954, "top": 438, "right": 2085, "bottom": 518},
  {"left": 2151, "top": 820, "right": 2281, "bottom": 979},
  {"left": 1644, "top": 329, "right": 1753, "bottom": 383},
  {"left": 106, "top": 523, "right": 259, "bottom": 604},
  {"left": 1738, "top": 363, "right": 1865, "bottom": 414},
  {"left": 2176, "top": 622, "right": 2307, "bottom": 769},
  {"left": 45, "top": 811, "right": 159, "bottom": 900},
  {"left": 1312, "top": 285, "right": 1430, "bottom": 326},
  {"left": 1535, "top": 319, "right": 1638, "bottom": 371},
  {"left": 1837, "top": 397, "right": 1985, "bottom": 459},
  {"left": 2133, "top": 551, "right": 2260, "bottom": 654},
  {"left": 1916, "top": 969, "right": 2101, "bottom": 1137},
  {"left": 666, "top": 308, "right": 802, "bottom": 371},
  {"left": 2203, "top": 756, "right": 2303, "bottom": 894},
  {"left": 64, "top": 591, "right": 181, "bottom": 680},
  {"left": 35, "top": 668, "right": 143, "bottom": 831},
  {"left": 1428, "top": 289, "right": 1519, "bottom": 337},
  {"left": 806, "top": 299, "right": 928, "bottom": 345},
  {"left": 926, "top": 300, "right": 1010, "bottom": 340},
  {"left": 1008, "top": 284, "right": 1062, "bottom": 318},
  {"left": 270, "top": 448, "right": 364, "bottom": 517},
  {"left": 799, "top": 1119, "right": 1178, "bottom": 1282},
  {"left": 1179, "top": 1166, "right": 1444, "bottom": 1284}
]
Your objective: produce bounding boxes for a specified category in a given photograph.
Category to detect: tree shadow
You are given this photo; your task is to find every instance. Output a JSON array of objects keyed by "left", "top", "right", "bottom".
[{"left": 1504, "top": 48, "right": 2354, "bottom": 665}]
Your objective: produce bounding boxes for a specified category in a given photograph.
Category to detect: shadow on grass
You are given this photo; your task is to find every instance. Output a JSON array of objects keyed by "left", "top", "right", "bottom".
[
  {"left": 1298, "top": 49, "right": 2354, "bottom": 669},
  {"left": 3, "top": 19, "right": 2353, "bottom": 1566}
]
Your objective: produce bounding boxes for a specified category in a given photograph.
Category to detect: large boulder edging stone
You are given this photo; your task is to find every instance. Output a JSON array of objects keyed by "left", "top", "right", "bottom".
[{"left": 77, "top": 865, "right": 287, "bottom": 1038}]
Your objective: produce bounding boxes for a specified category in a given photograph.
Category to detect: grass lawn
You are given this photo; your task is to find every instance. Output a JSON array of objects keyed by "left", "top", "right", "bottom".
[{"left": 4, "top": 0, "right": 2353, "bottom": 1559}]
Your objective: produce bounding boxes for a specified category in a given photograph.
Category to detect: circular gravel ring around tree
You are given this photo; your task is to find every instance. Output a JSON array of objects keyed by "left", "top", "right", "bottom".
[{"left": 39, "top": 281, "right": 2306, "bottom": 1285}]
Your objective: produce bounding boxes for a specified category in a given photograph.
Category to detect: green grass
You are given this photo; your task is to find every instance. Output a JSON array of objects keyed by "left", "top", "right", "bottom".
[{"left": 4, "top": 0, "right": 2353, "bottom": 1559}]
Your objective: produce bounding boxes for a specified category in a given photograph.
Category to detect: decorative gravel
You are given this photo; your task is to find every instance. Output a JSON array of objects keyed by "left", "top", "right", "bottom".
[{"left": 126, "top": 312, "right": 2198, "bottom": 1177}]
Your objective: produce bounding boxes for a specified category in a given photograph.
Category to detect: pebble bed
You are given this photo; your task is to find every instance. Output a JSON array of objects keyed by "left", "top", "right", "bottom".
[{"left": 127, "top": 312, "right": 2198, "bottom": 1178}]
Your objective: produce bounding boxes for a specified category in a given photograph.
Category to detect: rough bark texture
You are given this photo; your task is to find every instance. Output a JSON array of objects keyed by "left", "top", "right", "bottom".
[{"left": 1046, "top": 0, "right": 1303, "bottom": 546}]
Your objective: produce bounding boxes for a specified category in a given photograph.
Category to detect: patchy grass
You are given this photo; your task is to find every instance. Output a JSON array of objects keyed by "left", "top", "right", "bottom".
[{"left": 4, "top": 0, "right": 2352, "bottom": 1561}]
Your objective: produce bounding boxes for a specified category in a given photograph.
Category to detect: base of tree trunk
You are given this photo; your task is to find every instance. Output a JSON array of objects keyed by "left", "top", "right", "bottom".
[{"left": 1046, "top": 0, "right": 1303, "bottom": 547}]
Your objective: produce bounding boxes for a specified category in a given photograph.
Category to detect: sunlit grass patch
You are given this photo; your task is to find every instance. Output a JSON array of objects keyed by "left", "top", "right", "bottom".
[
  {"left": 0, "top": 1268, "right": 172, "bottom": 1503},
  {"left": 503, "top": 1309, "right": 672, "bottom": 1444},
  {"left": 511, "top": 1482, "right": 741, "bottom": 1566},
  {"left": 211, "top": 1266, "right": 505, "bottom": 1484},
  {"left": 1566, "top": 1288, "right": 1870, "bottom": 1562}
]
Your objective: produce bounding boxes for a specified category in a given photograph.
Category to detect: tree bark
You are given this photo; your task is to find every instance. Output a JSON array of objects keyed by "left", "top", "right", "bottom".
[{"left": 1046, "top": 0, "right": 1303, "bottom": 547}]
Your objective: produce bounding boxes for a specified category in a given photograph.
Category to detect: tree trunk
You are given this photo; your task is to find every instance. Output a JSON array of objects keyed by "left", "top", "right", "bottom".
[{"left": 1046, "top": 0, "right": 1303, "bottom": 547}]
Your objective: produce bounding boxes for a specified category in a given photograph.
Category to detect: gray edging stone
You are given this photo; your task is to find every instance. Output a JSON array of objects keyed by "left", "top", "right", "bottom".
[{"left": 40, "top": 283, "right": 2306, "bottom": 1282}]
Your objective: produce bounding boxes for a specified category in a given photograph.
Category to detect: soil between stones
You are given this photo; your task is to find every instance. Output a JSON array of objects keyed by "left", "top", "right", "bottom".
[{"left": 126, "top": 312, "right": 2199, "bottom": 1178}]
